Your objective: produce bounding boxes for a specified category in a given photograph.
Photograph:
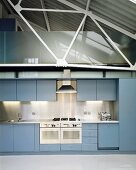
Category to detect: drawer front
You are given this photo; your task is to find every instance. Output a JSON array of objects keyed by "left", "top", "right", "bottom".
[
  {"left": 82, "top": 129, "right": 97, "bottom": 137},
  {"left": 40, "top": 144, "right": 60, "bottom": 151},
  {"left": 82, "top": 144, "right": 97, "bottom": 151},
  {"left": 82, "top": 123, "right": 97, "bottom": 130},
  {"left": 82, "top": 137, "right": 97, "bottom": 144},
  {"left": 61, "top": 144, "right": 81, "bottom": 151}
]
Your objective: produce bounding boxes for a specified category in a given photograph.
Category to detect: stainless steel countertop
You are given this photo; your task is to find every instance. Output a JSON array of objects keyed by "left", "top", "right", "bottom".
[{"left": 0, "top": 119, "right": 119, "bottom": 124}]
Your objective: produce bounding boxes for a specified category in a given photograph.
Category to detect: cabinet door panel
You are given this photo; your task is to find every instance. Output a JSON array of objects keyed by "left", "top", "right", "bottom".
[
  {"left": 40, "top": 144, "right": 60, "bottom": 151},
  {"left": 98, "top": 124, "right": 119, "bottom": 149},
  {"left": 37, "top": 80, "right": 56, "bottom": 101},
  {"left": 13, "top": 124, "right": 35, "bottom": 152},
  {"left": 119, "top": 79, "right": 136, "bottom": 151},
  {"left": 77, "top": 80, "right": 96, "bottom": 101},
  {"left": 0, "top": 80, "right": 16, "bottom": 101},
  {"left": 0, "top": 124, "right": 13, "bottom": 152},
  {"left": 97, "top": 80, "right": 116, "bottom": 101},
  {"left": 17, "top": 80, "right": 36, "bottom": 101}
]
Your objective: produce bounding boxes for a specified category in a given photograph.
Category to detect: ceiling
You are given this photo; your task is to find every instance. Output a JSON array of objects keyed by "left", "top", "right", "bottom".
[{"left": 0, "top": 0, "right": 136, "bottom": 70}]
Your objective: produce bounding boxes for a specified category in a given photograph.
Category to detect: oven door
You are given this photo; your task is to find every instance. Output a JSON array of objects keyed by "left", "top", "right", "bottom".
[
  {"left": 40, "top": 128, "right": 60, "bottom": 144},
  {"left": 61, "top": 128, "right": 82, "bottom": 144}
]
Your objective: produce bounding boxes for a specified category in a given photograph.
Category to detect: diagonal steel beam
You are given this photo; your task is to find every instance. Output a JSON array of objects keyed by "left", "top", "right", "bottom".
[
  {"left": 63, "top": 14, "right": 87, "bottom": 60},
  {"left": 18, "top": 0, "right": 23, "bottom": 5},
  {"left": 57, "top": 0, "right": 133, "bottom": 67},
  {"left": 82, "top": 0, "right": 91, "bottom": 31},
  {"left": 88, "top": 13, "right": 133, "bottom": 67},
  {"left": 6, "top": 0, "right": 58, "bottom": 61},
  {"left": 57, "top": 0, "right": 136, "bottom": 40},
  {"left": 22, "top": 8, "right": 82, "bottom": 13},
  {"left": 40, "top": 0, "right": 51, "bottom": 31}
]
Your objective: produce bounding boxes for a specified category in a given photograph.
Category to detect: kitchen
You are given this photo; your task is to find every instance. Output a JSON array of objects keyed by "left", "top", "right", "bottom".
[
  {"left": 0, "top": 0, "right": 136, "bottom": 169},
  {"left": 0, "top": 70, "right": 120, "bottom": 153}
]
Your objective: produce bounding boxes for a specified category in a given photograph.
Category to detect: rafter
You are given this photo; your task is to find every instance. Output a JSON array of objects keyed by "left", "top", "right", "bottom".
[
  {"left": 22, "top": 8, "right": 82, "bottom": 13},
  {"left": 82, "top": 0, "right": 91, "bottom": 31},
  {"left": 5, "top": 0, "right": 136, "bottom": 70},
  {"left": 40, "top": 0, "right": 51, "bottom": 31},
  {"left": 63, "top": 14, "right": 87, "bottom": 60},
  {"left": 57, "top": 0, "right": 136, "bottom": 40},
  {"left": 6, "top": 0, "right": 58, "bottom": 62},
  {"left": 89, "top": 14, "right": 133, "bottom": 67}
]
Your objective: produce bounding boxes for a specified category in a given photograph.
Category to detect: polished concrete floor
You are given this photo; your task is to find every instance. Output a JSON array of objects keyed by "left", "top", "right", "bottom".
[{"left": 0, "top": 154, "right": 136, "bottom": 170}]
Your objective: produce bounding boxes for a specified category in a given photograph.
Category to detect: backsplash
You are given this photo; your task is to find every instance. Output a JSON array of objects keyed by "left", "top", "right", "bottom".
[{"left": 0, "top": 94, "right": 116, "bottom": 121}]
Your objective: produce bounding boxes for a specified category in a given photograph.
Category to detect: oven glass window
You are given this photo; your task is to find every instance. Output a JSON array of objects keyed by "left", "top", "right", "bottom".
[
  {"left": 63, "top": 131, "right": 80, "bottom": 139},
  {"left": 42, "top": 131, "right": 59, "bottom": 139}
]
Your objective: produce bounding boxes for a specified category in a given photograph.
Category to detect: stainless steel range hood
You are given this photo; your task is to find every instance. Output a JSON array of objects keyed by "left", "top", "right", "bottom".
[{"left": 56, "top": 70, "right": 77, "bottom": 94}]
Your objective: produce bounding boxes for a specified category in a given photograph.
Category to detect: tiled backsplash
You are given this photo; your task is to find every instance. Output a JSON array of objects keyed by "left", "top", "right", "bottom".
[{"left": 0, "top": 94, "right": 116, "bottom": 121}]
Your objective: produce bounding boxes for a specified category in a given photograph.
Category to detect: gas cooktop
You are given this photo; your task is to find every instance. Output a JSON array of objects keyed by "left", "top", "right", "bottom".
[{"left": 52, "top": 118, "right": 80, "bottom": 121}]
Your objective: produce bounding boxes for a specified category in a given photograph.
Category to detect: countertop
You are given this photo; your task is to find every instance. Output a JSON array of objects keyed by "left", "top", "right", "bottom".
[{"left": 0, "top": 119, "right": 119, "bottom": 124}]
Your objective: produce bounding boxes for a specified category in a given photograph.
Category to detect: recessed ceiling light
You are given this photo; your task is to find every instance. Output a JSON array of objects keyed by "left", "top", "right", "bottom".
[{"left": 129, "top": 0, "right": 136, "bottom": 4}]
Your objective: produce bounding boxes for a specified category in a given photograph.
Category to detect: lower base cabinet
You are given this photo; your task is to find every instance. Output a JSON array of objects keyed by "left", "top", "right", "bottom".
[
  {"left": 82, "top": 123, "right": 98, "bottom": 151},
  {"left": 40, "top": 144, "right": 60, "bottom": 151},
  {"left": 61, "top": 144, "right": 81, "bottom": 151},
  {"left": 0, "top": 124, "right": 14, "bottom": 152},
  {"left": 98, "top": 123, "right": 119, "bottom": 150},
  {"left": 13, "top": 124, "right": 35, "bottom": 152}
]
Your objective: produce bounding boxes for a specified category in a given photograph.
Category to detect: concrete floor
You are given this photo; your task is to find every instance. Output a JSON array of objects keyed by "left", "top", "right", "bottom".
[{"left": 0, "top": 154, "right": 136, "bottom": 170}]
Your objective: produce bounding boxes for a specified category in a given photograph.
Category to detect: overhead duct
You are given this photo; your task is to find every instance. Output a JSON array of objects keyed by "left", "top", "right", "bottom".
[{"left": 56, "top": 69, "right": 77, "bottom": 94}]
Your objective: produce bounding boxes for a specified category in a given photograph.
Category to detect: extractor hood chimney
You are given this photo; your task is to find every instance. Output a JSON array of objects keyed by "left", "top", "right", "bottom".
[{"left": 56, "top": 69, "right": 77, "bottom": 94}]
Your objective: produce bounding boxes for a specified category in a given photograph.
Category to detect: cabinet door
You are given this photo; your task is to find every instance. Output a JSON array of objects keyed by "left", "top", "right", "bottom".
[
  {"left": 0, "top": 80, "right": 16, "bottom": 101},
  {"left": 37, "top": 80, "right": 56, "bottom": 101},
  {"left": 98, "top": 123, "right": 119, "bottom": 149},
  {"left": 77, "top": 80, "right": 96, "bottom": 101},
  {"left": 97, "top": 80, "right": 116, "bottom": 101},
  {"left": 17, "top": 80, "right": 36, "bottom": 101},
  {"left": 13, "top": 124, "right": 35, "bottom": 152},
  {"left": 119, "top": 79, "right": 136, "bottom": 151},
  {"left": 0, "top": 124, "right": 13, "bottom": 152}
]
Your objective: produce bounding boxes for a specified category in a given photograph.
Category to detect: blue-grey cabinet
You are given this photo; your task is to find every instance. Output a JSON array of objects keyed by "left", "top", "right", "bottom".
[
  {"left": 17, "top": 80, "right": 36, "bottom": 101},
  {"left": 98, "top": 123, "right": 119, "bottom": 149},
  {"left": 61, "top": 144, "right": 81, "bottom": 151},
  {"left": 97, "top": 80, "right": 116, "bottom": 101},
  {"left": 77, "top": 80, "right": 97, "bottom": 101},
  {"left": 13, "top": 124, "right": 35, "bottom": 152},
  {"left": 119, "top": 79, "right": 136, "bottom": 151},
  {"left": 0, "top": 80, "right": 16, "bottom": 101},
  {"left": 0, "top": 124, "right": 14, "bottom": 152},
  {"left": 77, "top": 79, "right": 116, "bottom": 101},
  {"left": 40, "top": 144, "right": 60, "bottom": 151},
  {"left": 34, "top": 124, "right": 40, "bottom": 151},
  {"left": 37, "top": 80, "right": 56, "bottom": 101},
  {"left": 82, "top": 123, "right": 97, "bottom": 151}
]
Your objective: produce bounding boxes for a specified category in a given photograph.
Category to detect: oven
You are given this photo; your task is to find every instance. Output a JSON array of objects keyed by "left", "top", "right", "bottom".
[
  {"left": 40, "top": 122, "right": 61, "bottom": 144},
  {"left": 60, "top": 122, "right": 82, "bottom": 144}
]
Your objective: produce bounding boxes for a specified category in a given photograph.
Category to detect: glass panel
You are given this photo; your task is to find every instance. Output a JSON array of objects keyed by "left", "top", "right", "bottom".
[
  {"left": 42, "top": 131, "right": 59, "bottom": 140},
  {"left": 63, "top": 131, "right": 80, "bottom": 139}
]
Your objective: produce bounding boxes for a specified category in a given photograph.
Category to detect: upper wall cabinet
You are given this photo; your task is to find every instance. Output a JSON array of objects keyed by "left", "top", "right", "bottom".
[
  {"left": 37, "top": 80, "right": 56, "bottom": 101},
  {"left": 0, "top": 80, "right": 16, "bottom": 101},
  {"left": 77, "top": 80, "right": 97, "bottom": 101},
  {"left": 77, "top": 79, "right": 117, "bottom": 101},
  {"left": 97, "top": 80, "right": 117, "bottom": 101},
  {"left": 17, "top": 80, "right": 36, "bottom": 101}
]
